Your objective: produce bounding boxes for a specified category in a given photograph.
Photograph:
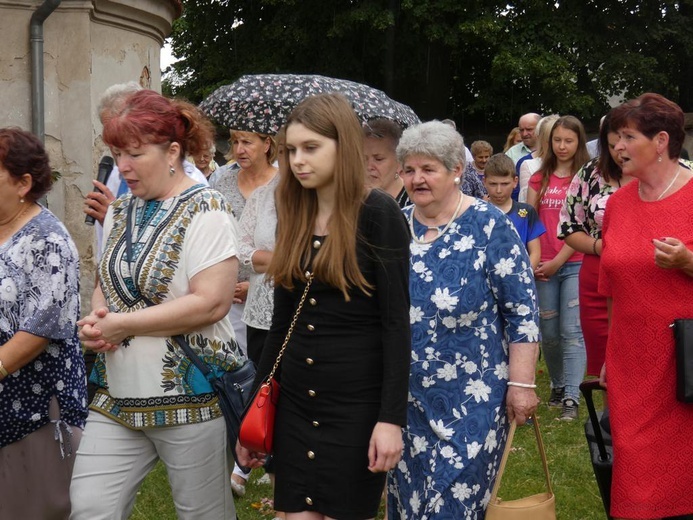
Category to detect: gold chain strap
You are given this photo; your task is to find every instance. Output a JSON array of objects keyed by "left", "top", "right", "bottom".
[{"left": 265, "top": 272, "right": 314, "bottom": 384}]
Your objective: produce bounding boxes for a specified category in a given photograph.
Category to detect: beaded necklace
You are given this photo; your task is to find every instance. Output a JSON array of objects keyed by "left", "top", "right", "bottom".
[{"left": 408, "top": 193, "right": 464, "bottom": 245}]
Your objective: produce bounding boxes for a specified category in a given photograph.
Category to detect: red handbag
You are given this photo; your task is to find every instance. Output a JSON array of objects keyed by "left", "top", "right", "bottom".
[
  {"left": 238, "top": 273, "right": 314, "bottom": 454},
  {"left": 239, "top": 378, "right": 280, "bottom": 453}
]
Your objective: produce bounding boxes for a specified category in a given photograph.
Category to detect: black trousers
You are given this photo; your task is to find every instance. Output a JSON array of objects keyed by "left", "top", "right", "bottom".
[{"left": 246, "top": 325, "right": 269, "bottom": 366}]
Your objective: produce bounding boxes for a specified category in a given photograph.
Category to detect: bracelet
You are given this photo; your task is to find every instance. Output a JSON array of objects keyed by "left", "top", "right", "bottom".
[
  {"left": 0, "top": 359, "right": 8, "bottom": 379},
  {"left": 507, "top": 381, "right": 537, "bottom": 389},
  {"left": 592, "top": 238, "right": 599, "bottom": 256}
]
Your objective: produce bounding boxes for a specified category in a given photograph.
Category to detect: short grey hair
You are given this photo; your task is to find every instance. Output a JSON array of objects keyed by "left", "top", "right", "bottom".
[
  {"left": 396, "top": 120, "right": 465, "bottom": 172},
  {"left": 97, "top": 81, "right": 143, "bottom": 121}
]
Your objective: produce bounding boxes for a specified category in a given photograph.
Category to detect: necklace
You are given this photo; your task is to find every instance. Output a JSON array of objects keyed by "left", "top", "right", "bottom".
[
  {"left": 0, "top": 203, "right": 30, "bottom": 242},
  {"left": 409, "top": 193, "right": 464, "bottom": 245},
  {"left": 639, "top": 166, "right": 681, "bottom": 201}
]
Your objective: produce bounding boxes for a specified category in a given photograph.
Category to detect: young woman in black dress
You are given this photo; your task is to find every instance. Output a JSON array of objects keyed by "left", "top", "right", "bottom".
[{"left": 238, "top": 93, "right": 411, "bottom": 520}]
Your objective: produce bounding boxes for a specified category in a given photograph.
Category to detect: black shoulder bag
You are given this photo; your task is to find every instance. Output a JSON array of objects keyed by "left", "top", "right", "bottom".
[
  {"left": 125, "top": 198, "right": 256, "bottom": 466},
  {"left": 672, "top": 319, "right": 693, "bottom": 403}
]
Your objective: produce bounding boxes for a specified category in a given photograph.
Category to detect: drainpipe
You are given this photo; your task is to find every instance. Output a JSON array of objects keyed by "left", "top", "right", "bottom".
[{"left": 30, "top": 0, "right": 62, "bottom": 142}]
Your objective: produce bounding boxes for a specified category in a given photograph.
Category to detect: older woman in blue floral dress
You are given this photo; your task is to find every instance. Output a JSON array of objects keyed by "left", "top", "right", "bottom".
[{"left": 388, "top": 121, "right": 540, "bottom": 519}]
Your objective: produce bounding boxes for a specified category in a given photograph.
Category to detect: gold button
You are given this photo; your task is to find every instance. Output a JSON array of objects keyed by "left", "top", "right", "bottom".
[
  {"left": 307, "top": 324, "right": 315, "bottom": 331},
  {"left": 312, "top": 421, "right": 320, "bottom": 427},
  {"left": 305, "top": 496, "right": 313, "bottom": 505},
  {"left": 306, "top": 358, "right": 314, "bottom": 365},
  {"left": 313, "top": 240, "right": 321, "bottom": 249},
  {"left": 309, "top": 298, "right": 317, "bottom": 306},
  {"left": 307, "top": 450, "right": 315, "bottom": 459},
  {"left": 308, "top": 389, "right": 316, "bottom": 397}
]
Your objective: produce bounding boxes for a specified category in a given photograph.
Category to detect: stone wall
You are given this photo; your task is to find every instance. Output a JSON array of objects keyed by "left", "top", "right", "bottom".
[{"left": 0, "top": 0, "right": 179, "bottom": 307}]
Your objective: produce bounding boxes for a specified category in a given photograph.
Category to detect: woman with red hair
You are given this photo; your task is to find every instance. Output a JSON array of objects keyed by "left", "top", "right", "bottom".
[
  {"left": 600, "top": 93, "right": 693, "bottom": 520},
  {"left": 70, "top": 91, "right": 246, "bottom": 519}
]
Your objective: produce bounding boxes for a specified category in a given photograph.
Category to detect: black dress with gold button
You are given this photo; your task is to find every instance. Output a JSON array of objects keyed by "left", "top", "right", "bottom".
[{"left": 255, "top": 189, "right": 411, "bottom": 519}]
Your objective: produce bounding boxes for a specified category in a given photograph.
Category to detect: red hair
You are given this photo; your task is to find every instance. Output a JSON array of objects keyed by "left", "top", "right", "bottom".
[
  {"left": 610, "top": 93, "right": 685, "bottom": 158},
  {"left": 102, "top": 90, "right": 213, "bottom": 158}
]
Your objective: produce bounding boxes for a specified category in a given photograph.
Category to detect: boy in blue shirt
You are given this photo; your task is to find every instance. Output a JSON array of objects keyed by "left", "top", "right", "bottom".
[{"left": 484, "top": 154, "right": 545, "bottom": 269}]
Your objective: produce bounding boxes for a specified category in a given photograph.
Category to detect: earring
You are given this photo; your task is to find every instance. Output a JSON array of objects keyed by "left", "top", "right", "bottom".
[
  {"left": 395, "top": 173, "right": 400, "bottom": 180},
  {"left": 20, "top": 198, "right": 24, "bottom": 204},
  {"left": 169, "top": 166, "right": 176, "bottom": 176},
  {"left": 454, "top": 177, "right": 461, "bottom": 185},
  {"left": 658, "top": 154, "right": 663, "bottom": 163}
]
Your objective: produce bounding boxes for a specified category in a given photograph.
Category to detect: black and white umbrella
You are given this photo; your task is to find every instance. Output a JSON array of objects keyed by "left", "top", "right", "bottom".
[{"left": 199, "top": 73, "right": 420, "bottom": 134}]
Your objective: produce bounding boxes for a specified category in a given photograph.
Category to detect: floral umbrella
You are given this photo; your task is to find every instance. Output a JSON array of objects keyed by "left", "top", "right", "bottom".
[{"left": 199, "top": 73, "right": 420, "bottom": 135}]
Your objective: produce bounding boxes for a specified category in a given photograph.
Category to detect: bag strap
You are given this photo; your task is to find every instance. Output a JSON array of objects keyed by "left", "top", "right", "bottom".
[
  {"left": 125, "top": 199, "right": 217, "bottom": 383},
  {"left": 489, "top": 416, "right": 553, "bottom": 503},
  {"left": 126, "top": 198, "right": 310, "bottom": 385},
  {"left": 264, "top": 272, "right": 314, "bottom": 384}
]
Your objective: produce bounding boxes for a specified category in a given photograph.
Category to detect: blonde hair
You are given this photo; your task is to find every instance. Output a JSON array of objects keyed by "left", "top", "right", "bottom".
[
  {"left": 534, "top": 114, "right": 560, "bottom": 159},
  {"left": 228, "top": 130, "right": 278, "bottom": 164},
  {"left": 503, "top": 127, "right": 520, "bottom": 152},
  {"left": 268, "top": 94, "right": 370, "bottom": 301},
  {"left": 471, "top": 140, "right": 493, "bottom": 156}
]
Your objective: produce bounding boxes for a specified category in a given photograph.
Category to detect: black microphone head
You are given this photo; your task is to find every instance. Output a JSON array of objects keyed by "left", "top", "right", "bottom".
[
  {"left": 100, "top": 156, "right": 114, "bottom": 167},
  {"left": 85, "top": 156, "right": 116, "bottom": 225}
]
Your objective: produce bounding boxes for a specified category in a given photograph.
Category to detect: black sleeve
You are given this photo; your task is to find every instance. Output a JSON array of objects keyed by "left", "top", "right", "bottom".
[{"left": 363, "top": 190, "right": 412, "bottom": 426}]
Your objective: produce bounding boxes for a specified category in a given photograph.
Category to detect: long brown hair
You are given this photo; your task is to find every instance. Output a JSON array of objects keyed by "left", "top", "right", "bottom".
[
  {"left": 595, "top": 111, "right": 622, "bottom": 183},
  {"left": 534, "top": 115, "right": 589, "bottom": 210},
  {"left": 267, "top": 93, "right": 370, "bottom": 301}
]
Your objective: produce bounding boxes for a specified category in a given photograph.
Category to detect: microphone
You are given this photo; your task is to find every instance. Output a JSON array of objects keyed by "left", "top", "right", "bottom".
[{"left": 85, "top": 156, "right": 115, "bottom": 225}]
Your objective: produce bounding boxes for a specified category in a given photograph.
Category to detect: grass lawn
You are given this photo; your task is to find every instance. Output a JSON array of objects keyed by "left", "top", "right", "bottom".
[{"left": 130, "top": 360, "right": 608, "bottom": 519}]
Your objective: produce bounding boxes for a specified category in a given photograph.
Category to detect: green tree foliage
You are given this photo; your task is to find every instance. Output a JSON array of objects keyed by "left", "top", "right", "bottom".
[{"left": 164, "top": 0, "right": 693, "bottom": 130}]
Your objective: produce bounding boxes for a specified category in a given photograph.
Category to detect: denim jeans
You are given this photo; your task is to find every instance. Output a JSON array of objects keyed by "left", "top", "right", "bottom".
[{"left": 536, "top": 261, "right": 586, "bottom": 401}]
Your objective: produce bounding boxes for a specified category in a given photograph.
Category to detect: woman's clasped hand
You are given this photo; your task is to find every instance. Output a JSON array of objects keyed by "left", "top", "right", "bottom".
[{"left": 78, "top": 306, "right": 123, "bottom": 352}]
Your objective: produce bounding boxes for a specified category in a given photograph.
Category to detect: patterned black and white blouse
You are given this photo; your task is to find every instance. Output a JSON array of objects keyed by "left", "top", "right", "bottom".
[
  {"left": 90, "top": 186, "right": 245, "bottom": 429},
  {"left": 0, "top": 208, "right": 87, "bottom": 448}
]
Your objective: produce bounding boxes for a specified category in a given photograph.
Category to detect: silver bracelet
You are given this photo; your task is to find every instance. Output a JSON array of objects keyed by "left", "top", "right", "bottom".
[{"left": 507, "top": 381, "right": 537, "bottom": 389}]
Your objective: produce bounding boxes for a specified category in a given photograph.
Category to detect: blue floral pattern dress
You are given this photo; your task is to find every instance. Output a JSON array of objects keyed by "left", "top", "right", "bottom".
[{"left": 388, "top": 199, "right": 539, "bottom": 519}]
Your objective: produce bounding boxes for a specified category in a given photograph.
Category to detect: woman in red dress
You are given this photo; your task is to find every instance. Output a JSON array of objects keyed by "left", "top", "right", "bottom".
[{"left": 600, "top": 93, "right": 693, "bottom": 519}]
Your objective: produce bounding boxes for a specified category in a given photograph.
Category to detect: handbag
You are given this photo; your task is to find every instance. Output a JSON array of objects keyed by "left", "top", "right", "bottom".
[
  {"left": 671, "top": 319, "right": 693, "bottom": 403},
  {"left": 170, "top": 334, "right": 256, "bottom": 467},
  {"left": 124, "top": 199, "right": 256, "bottom": 467},
  {"left": 486, "top": 416, "right": 556, "bottom": 520},
  {"left": 239, "top": 272, "right": 314, "bottom": 454}
]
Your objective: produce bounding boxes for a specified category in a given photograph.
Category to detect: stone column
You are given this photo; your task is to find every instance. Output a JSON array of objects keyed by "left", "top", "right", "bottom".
[{"left": 0, "top": 0, "right": 180, "bottom": 307}]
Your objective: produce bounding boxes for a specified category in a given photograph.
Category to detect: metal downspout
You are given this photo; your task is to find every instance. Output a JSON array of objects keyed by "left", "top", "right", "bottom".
[{"left": 30, "top": 0, "right": 62, "bottom": 142}]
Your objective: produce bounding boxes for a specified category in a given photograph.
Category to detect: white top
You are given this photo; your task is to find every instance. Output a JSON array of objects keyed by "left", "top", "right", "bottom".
[
  {"left": 237, "top": 175, "right": 279, "bottom": 330},
  {"left": 464, "top": 146, "right": 473, "bottom": 167},
  {"left": 95, "top": 160, "right": 208, "bottom": 259},
  {"left": 519, "top": 156, "right": 541, "bottom": 203},
  {"left": 92, "top": 187, "right": 244, "bottom": 428}
]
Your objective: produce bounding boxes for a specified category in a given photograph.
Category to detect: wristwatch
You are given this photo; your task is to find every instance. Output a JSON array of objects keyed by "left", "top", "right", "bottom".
[{"left": 0, "top": 359, "right": 8, "bottom": 379}]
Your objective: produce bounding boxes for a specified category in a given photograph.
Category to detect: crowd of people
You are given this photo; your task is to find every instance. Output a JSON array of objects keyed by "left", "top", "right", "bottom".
[{"left": 0, "top": 85, "right": 692, "bottom": 520}]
